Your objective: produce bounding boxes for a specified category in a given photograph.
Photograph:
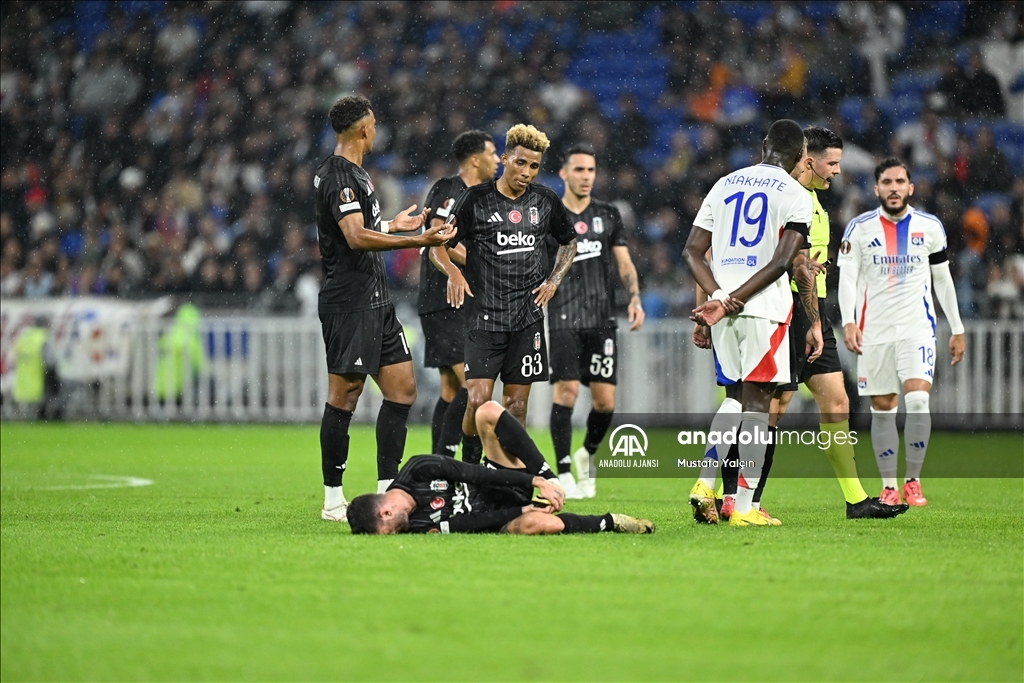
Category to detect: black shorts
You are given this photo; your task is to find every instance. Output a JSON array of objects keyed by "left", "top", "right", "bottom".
[
  {"left": 321, "top": 304, "right": 411, "bottom": 375},
  {"left": 779, "top": 294, "right": 843, "bottom": 392},
  {"left": 421, "top": 308, "right": 467, "bottom": 369},
  {"left": 549, "top": 328, "right": 618, "bottom": 386},
  {"left": 464, "top": 320, "right": 548, "bottom": 384}
]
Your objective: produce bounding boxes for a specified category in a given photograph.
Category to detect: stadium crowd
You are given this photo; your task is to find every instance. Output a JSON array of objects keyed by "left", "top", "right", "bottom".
[{"left": 1, "top": 1, "right": 1022, "bottom": 319}]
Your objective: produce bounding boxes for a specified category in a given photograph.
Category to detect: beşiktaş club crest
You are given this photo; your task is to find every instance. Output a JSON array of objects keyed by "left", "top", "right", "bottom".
[
  {"left": 604, "top": 338, "right": 614, "bottom": 355},
  {"left": 509, "top": 210, "right": 523, "bottom": 224},
  {"left": 534, "top": 332, "right": 542, "bottom": 350},
  {"left": 609, "top": 424, "right": 648, "bottom": 458},
  {"left": 529, "top": 207, "right": 539, "bottom": 225},
  {"left": 574, "top": 221, "right": 588, "bottom": 235},
  {"left": 593, "top": 216, "right": 604, "bottom": 234},
  {"left": 367, "top": 178, "right": 375, "bottom": 193}
]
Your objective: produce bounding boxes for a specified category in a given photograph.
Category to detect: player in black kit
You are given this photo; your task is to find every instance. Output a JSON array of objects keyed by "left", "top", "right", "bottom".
[
  {"left": 546, "top": 147, "right": 645, "bottom": 499},
  {"left": 314, "top": 96, "right": 455, "bottom": 522},
  {"left": 417, "top": 130, "right": 500, "bottom": 458},
  {"left": 429, "top": 124, "right": 577, "bottom": 465},
  {"left": 346, "top": 401, "right": 655, "bottom": 535}
]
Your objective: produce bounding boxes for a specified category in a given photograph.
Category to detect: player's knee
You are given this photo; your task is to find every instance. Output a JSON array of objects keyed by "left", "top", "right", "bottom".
[
  {"left": 474, "top": 400, "right": 504, "bottom": 430},
  {"left": 504, "top": 397, "right": 528, "bottom": 421},
  {"left": 592, "top": 395, "right": 615, "bottom": 413},
  {"left": 870, "top": 395, "right": 899, "bottom": 411},
  {"left": 828, "top": 393, "right": 850, "bottom": 416},
  {"left": 905, "top": 390, "right": 929, "bottom": 413},
  {"left": 553, "top": 381, "right": 579, "bottom": 406},
  {"left": 327, "top": 378, "right": 363, "bottom": 411},
  {"left": 465, "top": 384, "right": 490, "bottom": 411}
]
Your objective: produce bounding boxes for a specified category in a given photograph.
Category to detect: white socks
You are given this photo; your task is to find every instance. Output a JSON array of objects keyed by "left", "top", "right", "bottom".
[
  {"left": 699, "top": 398, "right": 742, "bottom": 489},
  {"left": 377, "top": 479, "right": 394, "bottom": 494},
  {"left": 871, "top": 406, "right": 899, "bottom": 489},
  {"left": 735, "top": 412, "right": 770, "bottom": 515},
  {"left": 904, "top": 391, "right": 931, "bottom": 482},
  {"left": 324, "top": 485, "right": 346, "bottom": 510}
]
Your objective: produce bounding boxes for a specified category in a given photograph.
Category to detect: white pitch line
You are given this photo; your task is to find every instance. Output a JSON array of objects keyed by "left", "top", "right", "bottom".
[{"left": 40, "top": 475, "right": 154, "bottom": 491}]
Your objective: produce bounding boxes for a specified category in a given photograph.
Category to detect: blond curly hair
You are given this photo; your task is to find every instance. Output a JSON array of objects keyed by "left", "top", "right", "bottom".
[{"left": 505, "top": 124, "right": 550, "bottom": 154}]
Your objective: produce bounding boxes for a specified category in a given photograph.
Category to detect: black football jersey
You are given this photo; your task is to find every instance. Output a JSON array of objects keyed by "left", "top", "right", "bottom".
[
  {"left": 547, "top": 199, "right": 629, "bottom": 331},
  {"left": 389, "top": 455, "right": 534, "bottom": 533},
  {"left": 417, "top": 175, "right": 467, "bottom": 316},
  {"left": 313, "top": 155, "right": 389, "bottom": 314},
  {"left": 447, "top": 180, "right": 576, "bottom": 332}
]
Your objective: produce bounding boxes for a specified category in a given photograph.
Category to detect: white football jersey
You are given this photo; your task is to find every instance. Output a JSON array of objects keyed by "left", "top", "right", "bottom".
[
  {"left": 694, "top": 164, "right": 813, "bottom": 322},
  {"left": 837, "top": 206, "right": 947, "bottom": 344}
]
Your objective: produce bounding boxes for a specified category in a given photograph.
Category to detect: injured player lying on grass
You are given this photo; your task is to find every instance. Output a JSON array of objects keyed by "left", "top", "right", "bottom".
[{"left": 347, "top": 400, "right": 654, "bottom": 535}]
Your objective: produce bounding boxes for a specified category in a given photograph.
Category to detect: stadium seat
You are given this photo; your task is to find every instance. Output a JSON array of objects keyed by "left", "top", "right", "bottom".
[
  {"left": 839, "top": 97, "right": 868, "bottom": 132},
  {"left": 891, "top": 71, "right": 942, "bottom": 97},
  {"left": 721, "top": 1, "right": 774, "bottom": 29}
]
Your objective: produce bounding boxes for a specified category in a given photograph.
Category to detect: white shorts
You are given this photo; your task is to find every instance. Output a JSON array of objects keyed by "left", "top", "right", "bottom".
[
  {"left": 710, "top": 315, "right": 791, "bottom": 384},
  {"left": 856, "top": 337, "right": 936, "bottom": 396}
]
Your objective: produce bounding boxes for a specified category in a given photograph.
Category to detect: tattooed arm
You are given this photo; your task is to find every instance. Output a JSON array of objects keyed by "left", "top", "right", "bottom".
[
  {"left": 793, "top": 250, "right": 823, "bottom": 362},
  {"left": 532, "top": 239, "right": 577, "bottom": 307}
]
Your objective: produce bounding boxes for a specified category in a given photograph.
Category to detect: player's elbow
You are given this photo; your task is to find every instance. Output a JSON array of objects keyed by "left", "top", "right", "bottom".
[{"left": 681, "top": 245, "right": 700, "bottom": 270}]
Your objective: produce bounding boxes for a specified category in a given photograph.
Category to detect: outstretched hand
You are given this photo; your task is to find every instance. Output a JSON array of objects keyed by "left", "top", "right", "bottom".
[
  {"left": 418, "top": 221, "right": 456, "bottom": 248},
  {"left": 389, "top": 205, "right": 431, "bottom": 233}
]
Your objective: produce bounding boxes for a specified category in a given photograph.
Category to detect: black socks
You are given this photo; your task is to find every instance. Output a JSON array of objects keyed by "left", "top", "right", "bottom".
[
  {"left": 752, "top": 426, "right": 777, "bottom": 504},
  {"left": 722, "top": 442, "right": 740, "bottom": 496},
  {"left": 584, "top": 410, "right": 614, "bottom": 454},
  {"left": 376, "top": 399, "right": 411, "bottom": 481},
  {"left": 321, "top": 403, "right": 352, "bottom": 487},
  {"left": 439, "top": 388, "right": 468, "bottom": 457},
  {"left": 462, "top": 433, "right": 483, "bottom": 464},
  {"left": 559, "top": 512, "right": 615, "bottom": 533},
  {"left": 550, "top": 403, "right": 574, "bottom": 474},
  {"left": 430, "top": 397, "right": 449, "bottom": 454},
  {"left": 494, "top": 410, "right": 555, "bottom": 478}
]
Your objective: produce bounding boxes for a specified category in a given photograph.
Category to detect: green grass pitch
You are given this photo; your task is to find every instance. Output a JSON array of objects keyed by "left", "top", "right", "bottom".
[{"left": 1, "top": 422, "right": 1021, "bottom": 682}]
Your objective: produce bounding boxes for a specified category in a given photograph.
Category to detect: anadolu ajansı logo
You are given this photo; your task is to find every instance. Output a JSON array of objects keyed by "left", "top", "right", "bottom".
[{"left": 608, "top": 424, "right": 648, "bottom": 458}]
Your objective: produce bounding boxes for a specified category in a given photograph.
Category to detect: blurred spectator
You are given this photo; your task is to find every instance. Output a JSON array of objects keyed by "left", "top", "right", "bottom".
[
  {"left": 957, "top": 50, "right": 1007, "bottom": 118},
  {"left": 967, "top": 128, "right": 1014, "bottom": 196},
  {"left": 892, "top": 110, "right": 956, "bottom": 171},
  {"left": 538, "top": 54, "right": 584, "bottom": 124},
  {"left": 21, "top": 251, "right": 54, "bottom": 298},
  {"left": 69, "top": 35, "right": 141, "bottom": 118},
  {"left": 607, "top": 94, "right": 650, "bottom": 169},
  {"left": 837, "top": 0, "right": 905, "bottom": 98},
  {"left": 957, "top": 207, "right": 989, "bottom": 318}
]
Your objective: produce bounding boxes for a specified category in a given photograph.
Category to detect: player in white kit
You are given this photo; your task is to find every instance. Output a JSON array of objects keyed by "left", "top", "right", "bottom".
[
  {"left": 837, "top": 157, "right": 965, "bottom": 507},
  {"left": 683, "top": 119, "right": 813, "bottom": 527}
]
